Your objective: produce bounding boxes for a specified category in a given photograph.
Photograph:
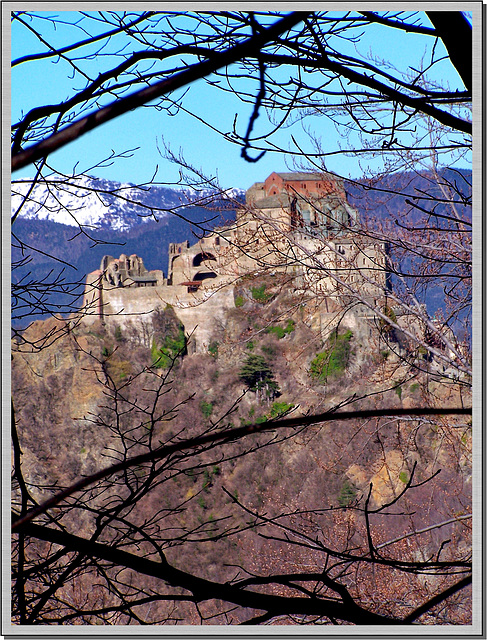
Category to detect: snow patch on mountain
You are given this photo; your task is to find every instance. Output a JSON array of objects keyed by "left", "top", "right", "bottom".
[{"left": 12, "top": 175, "right": 245, "bottom": 232}]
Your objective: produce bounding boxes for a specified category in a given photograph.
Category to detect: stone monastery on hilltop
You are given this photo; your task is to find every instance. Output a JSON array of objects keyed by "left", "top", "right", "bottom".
[{"left": 82, "top": 172, "right": 389, "bottom": 350}]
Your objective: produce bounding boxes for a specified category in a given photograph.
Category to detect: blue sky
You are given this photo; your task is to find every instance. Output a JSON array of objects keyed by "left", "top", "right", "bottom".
[{"left": 11, "top": 11, "right": 471, "bottom": 191}]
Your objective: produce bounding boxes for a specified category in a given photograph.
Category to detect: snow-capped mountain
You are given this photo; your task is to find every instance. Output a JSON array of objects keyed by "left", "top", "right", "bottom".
[{"left": 11, "top": 175, "right": 245, "bottom": 232}]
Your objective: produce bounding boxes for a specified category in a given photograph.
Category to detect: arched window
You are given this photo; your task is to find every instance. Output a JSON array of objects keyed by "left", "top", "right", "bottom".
[
  {"left": 193, "top": 252, "right": 217, "bottom": 267},
  {"left": 290, "top": 198, "right": 304, "bottom": 228},
  {"left": 193, "top": 271, "right": 217, "bottom": 282}
]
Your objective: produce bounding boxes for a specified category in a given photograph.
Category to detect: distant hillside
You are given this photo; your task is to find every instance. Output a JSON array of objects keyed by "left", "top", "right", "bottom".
[
  {"left": 346, "top": 168, "right": 471, "bottom": 323},
  {"left": 12, "top": 174, "right": 244, "bottom": 232},
  {"left": 345, "top": 167, "right": 471, "bottom": 223}
]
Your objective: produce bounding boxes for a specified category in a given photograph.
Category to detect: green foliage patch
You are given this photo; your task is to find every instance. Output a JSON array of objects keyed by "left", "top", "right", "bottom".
[
  {"left": 266, "top": 319, "right": 295, "bottom": 339},
  {"left": 241, "top": 402, "right": 293, "bottom": 426},
  {"left": 239, "top": 354, "right": 280, "bottom": 398},
  {"left": 338, "top": 479, "right": 357, "bottom": 507},
  {"left": 251, "top": 284, "right": 272, "bottom": 304},
  {"left": 285, "top": 319, "right": 295, "bottom": 334},
  {"left": 234, "top": 295, "right": 244, "bottom": 308},
  {"left": 200, "top": 400, "right": 213, "bottom": 419},
  {"left": 269, "top": 401, "right": 294, "bottom": 419},
  {"left": 310, "top": 329, "right": 353, "bottom": 383},
  {"left": 151, "top": 325, "right": 186, "bottom": 369},
  {"left": 208, "top": 341, "right": 219, "bottom": 358},
  {"left": 267, "top": 325, "right": 286, "bottom": 339}
]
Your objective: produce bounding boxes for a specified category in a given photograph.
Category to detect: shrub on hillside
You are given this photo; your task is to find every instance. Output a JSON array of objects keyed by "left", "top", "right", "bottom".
[
  {"left": 269, "top": 401, "right": 294, "bottom": 419},
  {"left": 338, "top": 479, "right": 358, "bottom": 507},
  {"left": 149, "top": 305, "right": 187, "bottom": 369},
  {"left": 200, "top": 400, "right": 213, "bottom": 419},
  {"left": 267, "top": 325, "right": 286, "bottom": 339},
  {"left": 251, "top": 284, "right": 272, "bottom": 304},
  {"left": 151, "top": 324, "right": 186, "bottom": 369},
  {"left": 310, "top": 329, "right": 353, "bottom": 383},
  {"left": 208, "top": 341, "right": 219, "bottom": 357},
  {"left": 239, "top": 354, "right": 280, "bottom": 400},
  {"left": 266, "top": 319, "right": 295, "bottom": 339}
]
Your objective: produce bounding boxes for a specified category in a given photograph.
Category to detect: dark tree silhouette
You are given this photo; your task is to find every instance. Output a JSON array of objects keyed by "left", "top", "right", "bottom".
[{"left": 11, "top": 10, "right": 473, "bottom": 628}]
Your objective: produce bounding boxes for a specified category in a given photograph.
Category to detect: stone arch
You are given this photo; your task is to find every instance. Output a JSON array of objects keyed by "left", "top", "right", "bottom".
[
  {"left": 193, "top": 270, "right": 217, "bottom": 282},
  {"left": 193, "top": 252, "right": 217, "bottom": 267}
]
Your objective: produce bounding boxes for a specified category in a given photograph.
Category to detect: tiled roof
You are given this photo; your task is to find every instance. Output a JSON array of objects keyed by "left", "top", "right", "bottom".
[{"left": 274, "top": 172, "right": 323, "bottom": 180}]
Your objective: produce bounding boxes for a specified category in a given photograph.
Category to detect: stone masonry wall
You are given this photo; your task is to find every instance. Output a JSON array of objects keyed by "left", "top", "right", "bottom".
[{"left": 97, "top": 282, "right": 236, "bottom": 353}]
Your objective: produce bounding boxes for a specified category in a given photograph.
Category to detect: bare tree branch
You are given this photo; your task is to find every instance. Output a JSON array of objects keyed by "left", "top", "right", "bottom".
[{"left": 11, "top": 12, "right": 311, "bottom": 172}]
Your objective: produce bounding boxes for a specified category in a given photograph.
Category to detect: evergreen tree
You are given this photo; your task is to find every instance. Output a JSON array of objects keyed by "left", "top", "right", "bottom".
[{"left": 239, "top": 354, "right": 280, "bottom": 400}]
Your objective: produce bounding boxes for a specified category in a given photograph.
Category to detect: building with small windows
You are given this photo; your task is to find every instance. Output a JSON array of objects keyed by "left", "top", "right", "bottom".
[
  {"left": 244, "top": 171, "right": 358, "bottom": 233},
  {"left": 165, "top": 171, "right": 387, "bottom": 301},
  {"left": 80, "top": 172, "right": 389, "bottom": 350}
]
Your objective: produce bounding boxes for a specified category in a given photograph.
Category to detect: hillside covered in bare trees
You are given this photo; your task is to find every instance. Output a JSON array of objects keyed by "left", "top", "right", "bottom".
[{"left": 10, "top": 8, "right": 475, "bottom": 632}]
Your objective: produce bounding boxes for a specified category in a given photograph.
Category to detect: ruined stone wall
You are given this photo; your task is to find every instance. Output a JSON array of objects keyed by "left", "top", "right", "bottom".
[
  {"left": 92, "top": 280, "right": 235, "bottom": 353},
  {"left": 77, "top": 172, "right": 389, "bottom": 354},
  {"left": 80, "top": 270, "right": 103, "bottom": 321}
]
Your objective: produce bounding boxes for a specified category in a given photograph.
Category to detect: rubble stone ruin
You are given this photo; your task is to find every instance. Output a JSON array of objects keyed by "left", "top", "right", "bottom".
[
  {"left": 80, "top": 172, "right": 391, "bottom": 352},
  {"left": 101, "top": 254, "right": 159, "bottom": 288}
]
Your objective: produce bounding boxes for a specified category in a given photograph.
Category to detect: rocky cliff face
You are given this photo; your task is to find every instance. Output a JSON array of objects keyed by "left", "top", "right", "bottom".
[
  {"left": 11, "top": 275, "right": 472, "bottom": 623},
  {"left": 13, "top": 274, "right": 470, "bottom": 502},
  {"left": 12, "top": 318, "right": 111, "bottom": 501}
]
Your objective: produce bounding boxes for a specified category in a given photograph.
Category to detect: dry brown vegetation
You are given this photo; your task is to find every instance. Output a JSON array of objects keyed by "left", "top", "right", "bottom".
[
  {"left": 12, "top": 275, "right": 471, "bottom": 625},
  {"left": 11, "top": 9, "right": 473, "bottom": 628}
]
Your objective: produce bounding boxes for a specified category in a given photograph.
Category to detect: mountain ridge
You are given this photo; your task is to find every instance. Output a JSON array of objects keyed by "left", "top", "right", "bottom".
[{"left": 12, "top": 174, "right": 245, "bottom": 232}]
